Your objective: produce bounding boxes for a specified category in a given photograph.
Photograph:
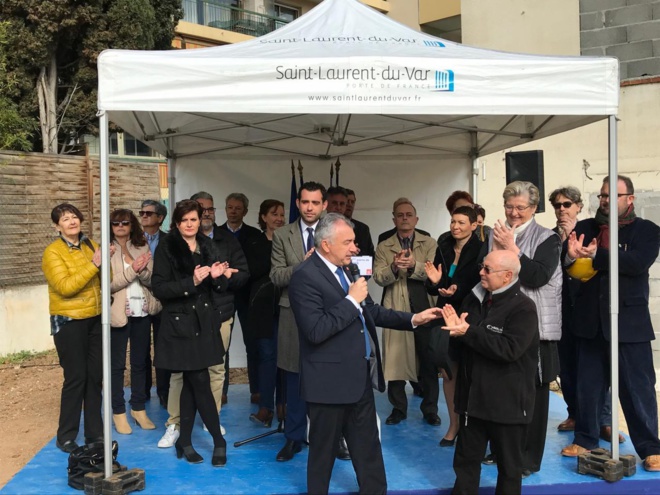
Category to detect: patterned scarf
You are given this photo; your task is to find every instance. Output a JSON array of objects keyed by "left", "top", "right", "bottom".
[{"left": 594, "top": 203, "right": 636, "bottom": 248}]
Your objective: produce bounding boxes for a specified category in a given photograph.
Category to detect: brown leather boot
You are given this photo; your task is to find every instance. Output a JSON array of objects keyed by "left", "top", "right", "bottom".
[
  {"left": 131, "top": 409, "right": 156, "bottom": 430},
  {"left": 249, "top": 407, "right": 274, "bottom": 427}
]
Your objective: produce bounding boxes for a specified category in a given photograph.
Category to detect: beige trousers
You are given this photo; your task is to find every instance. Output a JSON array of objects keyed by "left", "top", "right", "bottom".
[{"left": 165, "top": 318, "right": 232, "bottom": 428}]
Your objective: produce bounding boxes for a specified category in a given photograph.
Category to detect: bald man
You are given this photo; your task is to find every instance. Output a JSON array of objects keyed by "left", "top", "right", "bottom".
[{"left": 440, "top": 250, "right": 539, "bottom": 495}]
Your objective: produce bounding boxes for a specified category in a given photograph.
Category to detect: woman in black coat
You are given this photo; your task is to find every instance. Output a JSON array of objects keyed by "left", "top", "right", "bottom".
[
  {"left": 151, "top": 200, "right": 233, "bottom": 467},
  {"left": 425, "top": 205, "right": 482, "bottom": 447}
]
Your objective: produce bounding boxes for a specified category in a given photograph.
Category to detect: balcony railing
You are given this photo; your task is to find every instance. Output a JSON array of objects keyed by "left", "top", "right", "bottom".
[{"left": 182, "top": 0, "right": 290, "bottom": 37}]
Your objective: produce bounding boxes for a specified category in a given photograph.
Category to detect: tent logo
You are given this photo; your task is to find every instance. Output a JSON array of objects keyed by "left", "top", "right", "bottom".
[
  {"left": 423, "top": 40, "right": 445, "bottom": 48},
  {"left": 433, "top": 70, "right": 454, "bottom": 91}
]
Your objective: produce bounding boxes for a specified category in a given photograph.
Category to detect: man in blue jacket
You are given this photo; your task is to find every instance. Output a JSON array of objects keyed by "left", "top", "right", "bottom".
[{"left": 560, "top": 175, "right": 660, "bottom": 473}]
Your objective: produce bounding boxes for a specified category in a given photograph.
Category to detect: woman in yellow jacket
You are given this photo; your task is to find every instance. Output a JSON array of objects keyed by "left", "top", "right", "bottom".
[
  {"left": 42, "top": 203, "right": 113, "bottom": 453},
  {"left": 109, "top": 209, "right": 161, "bottom": 435}
]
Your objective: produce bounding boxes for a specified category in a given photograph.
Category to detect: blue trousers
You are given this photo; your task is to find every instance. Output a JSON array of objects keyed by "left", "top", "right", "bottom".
[
  {"left": 284, "top": 370, "right": 307, "bottom": 442},
  {"left": 574, "top": 332, "right": 660, "bottom": 459}
]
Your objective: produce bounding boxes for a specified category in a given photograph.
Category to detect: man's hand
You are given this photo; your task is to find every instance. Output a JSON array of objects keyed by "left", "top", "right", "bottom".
[
  {"left": 424, "top": 260, "right": 442, "bottom": 285},
  {"left": 394, "top": 250, "right": 416, "bottom": 270},
  {"left": 439, "top": 305, "right": 469, "bottom": 336},
  {"left": 577, "top": 238, "right": 598, "bottom": 259},
  {"left": 210, "top": 261, "right": 229, "bottom": 279},
  {"left": 412, "top": 307, "right": 442, "bottom": 327},
  {"left": 567, "top": 232, "right": 597, "bottom": 259},
  {"left": 348, "top": 276, "right": 368, "bottom": 304},
  {"left": 304, "top": 247, "right": 315, "bottom": 260}
]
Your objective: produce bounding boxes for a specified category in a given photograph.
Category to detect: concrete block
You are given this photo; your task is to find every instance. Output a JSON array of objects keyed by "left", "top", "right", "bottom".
[
  {"left": 654, "top": 1, "right": 660, "bottom": 20},
  {"left": 606, "top": 4, "right": 653, "bottom": 26},
  {"left": 626, "top": 56, "right": 660, "bottom": 76},
  {"left": 627, "top": 20, "right": 660, "bottom": 41},
  {"left": 582, "top": 47, "right": 607, "bottom": 56},
  {"left": 620, "top": 61, "right": 629, "bottom": 78},
  {"left": 643, "top": 205, "right": 660, "bottom": 225},
  {"left": 581, "top": 12, "right": 605, "bottom": 30},
  {"left": 650, "top": 263, "right": 660, "bottom": 280},
  {"left": 606, "top": 40, "right": 653, "bottom": 60},
  {"left": 581, "top": 26, "right": 628, "bottom": 48},
  {"left": 654, "top": 39, "right": 660, "bottom": 56},
  {"left": 627, "top": 0, "right": 656, "bottom": 5},
  {"left": 651, "top": 278, "right": 660, "bottom": 296},
  {"left": 580, "top": 0, "right": 626, "bottom": 14}
]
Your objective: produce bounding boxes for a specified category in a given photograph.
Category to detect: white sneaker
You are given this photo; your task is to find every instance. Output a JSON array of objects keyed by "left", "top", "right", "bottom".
[
  {"left": 157, "top": 424, "right": 179, "bottom": 448},
  {"left": 202, "top": 423, "right": 226, "bottom": 435}
]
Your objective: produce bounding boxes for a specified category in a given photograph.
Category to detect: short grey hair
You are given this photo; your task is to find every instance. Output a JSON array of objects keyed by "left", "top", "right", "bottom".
[
  {"left": 549, "top": 186, "right": 583, "bottom": 207},
  {"left": 314, "top": 213, "right": 354, "bottom": 248},
  {"left": 190, "top": 191, "right": 214, "bottom": 202},
  {"left": 503, "top": 181, "right": 540, "bottom": 206},
  {"left": 226, "top": 192, "right": 249, "bottom": 209},
  {"left": 140, "top": 199, "right": 167, "bottom": 218}
]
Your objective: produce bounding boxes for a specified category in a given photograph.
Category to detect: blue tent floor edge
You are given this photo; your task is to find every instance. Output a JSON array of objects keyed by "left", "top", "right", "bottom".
[{"left": 2, "top": 384, "right": 657, "bottom": 495}]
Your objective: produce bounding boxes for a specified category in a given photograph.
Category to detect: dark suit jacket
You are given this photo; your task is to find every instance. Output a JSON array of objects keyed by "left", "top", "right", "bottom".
[
  {"left": 219, "top": 222, "right": 263, "bottom": 297},
  {"left": 289, "top": 252, "right": 414, "bottom": 404},
  {"left": 352, "top": 218, "right": 375, "bottom": 258},
  {"left": 571, "top": 217, "right": 659, "bottom": 342},
  {"left": 378, "top": 227, "right": 430, "bottom": 245}
]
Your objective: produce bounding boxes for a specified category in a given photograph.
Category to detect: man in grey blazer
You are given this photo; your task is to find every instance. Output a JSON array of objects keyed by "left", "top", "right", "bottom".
[{"left": 270, "top": 181, "right": 327, "bottom": 461}]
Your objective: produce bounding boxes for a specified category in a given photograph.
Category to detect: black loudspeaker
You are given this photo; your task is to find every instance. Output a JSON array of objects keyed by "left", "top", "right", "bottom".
[{"left": 505, "top": 150, "right": 545, "bottom": 213}]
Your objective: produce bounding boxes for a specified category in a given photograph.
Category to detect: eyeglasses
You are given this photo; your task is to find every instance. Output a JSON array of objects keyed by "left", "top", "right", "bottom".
[
  {"left": 201, "top": 207, "right": 216, "bottom": 214},
  {"left": 503, "top": 204, "right": 533, "bottom": 213},
  {"left": 552, "top": 201, "right": 574, "bottom": 210},
  {"left": 478, "top": 263, "right": 508, "bottom": 274},
  {"left": 111, "top": 220, "right": 131, "bottom": 226},
  {"left": 138, "top": 210, "right": 156, "bottom": 217},
  {"left": 597, "top": 193, "right": 632, "bottom": 200}
]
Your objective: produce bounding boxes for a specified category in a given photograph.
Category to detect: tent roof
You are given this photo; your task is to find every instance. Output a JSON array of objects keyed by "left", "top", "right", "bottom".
[{"left": 97, "top": 0, "right": 619, "bottom": 159}]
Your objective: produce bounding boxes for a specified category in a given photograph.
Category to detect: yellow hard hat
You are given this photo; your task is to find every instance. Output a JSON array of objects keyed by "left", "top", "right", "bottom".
[{"left": 566, "top": 258, "right": 598, "bottom": 282}]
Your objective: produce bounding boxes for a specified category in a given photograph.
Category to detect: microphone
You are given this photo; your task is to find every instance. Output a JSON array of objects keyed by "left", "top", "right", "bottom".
[{"left": 348, "top": 263, "right": 366, "bottom": 308}]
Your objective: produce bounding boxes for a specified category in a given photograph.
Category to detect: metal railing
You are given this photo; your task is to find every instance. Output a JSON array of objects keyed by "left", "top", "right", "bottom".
[{"left": 182, "top": 0, "right": 290, "bottom": 37}]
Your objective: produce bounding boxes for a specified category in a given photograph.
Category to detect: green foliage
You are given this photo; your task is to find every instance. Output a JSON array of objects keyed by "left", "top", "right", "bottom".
[
  {"left": 0, "top": 349, "right": 51, "bottom": 365},
  {"left": 0, "top": 0, "right": 183, "bottom": 152}
]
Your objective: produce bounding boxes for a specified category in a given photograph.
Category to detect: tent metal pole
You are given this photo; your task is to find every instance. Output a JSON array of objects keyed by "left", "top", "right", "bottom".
[
  {"left": 168, "top": 156, "right": 176, "bottom": 210},
  {"left": 608, "top": 114, "right": 619, "bottom": 461},
  {"left": 99, "top": 111, "right": 113, "bottom": 477}
]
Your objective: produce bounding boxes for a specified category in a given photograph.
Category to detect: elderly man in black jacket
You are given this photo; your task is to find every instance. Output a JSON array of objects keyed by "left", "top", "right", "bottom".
[{"left": 440, "top": 250, "right": 539, "bottom": 495}]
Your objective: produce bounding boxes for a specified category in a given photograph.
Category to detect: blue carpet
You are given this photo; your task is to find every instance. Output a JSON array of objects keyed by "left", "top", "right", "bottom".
[{"left": 1, "top": 384, "right": 658, "bottom": 494}]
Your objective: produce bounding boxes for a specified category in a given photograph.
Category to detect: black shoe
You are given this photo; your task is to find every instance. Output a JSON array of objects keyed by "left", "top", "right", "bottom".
[
  {"left": 85, "top": 437, "right": 104, "bottom": 448},
  {"left": 56, "top": 439, "right": 79, "bottom": 453},
  {"left": 211, "top": 446, "right": 227, "bottom": 467},
  {"left": 276, "top": 440, "right": 302, "bottom": 462},
  {"left": 175, "top": 441, "right": 203, "bottom": 463},
  {"left": 439, "top": 436, "right": 456, "bottom": 447},
  {"left": 482, "top": 453, "right": 497, "bottom": 465},
  {"left": 411, "top": 381, "right": 424, "bottom": 398},
  {"left": 424, "top": 413, "right": 442, "bottom": 426},
  {"left": 385, "top": 409, "right": 406, "bottom": 425},
  {"left": 336, "top": 436, "right": 351, "bottom": 461},
  {"left": 158, "top": 393, "right": 168, "bottom": 409}
]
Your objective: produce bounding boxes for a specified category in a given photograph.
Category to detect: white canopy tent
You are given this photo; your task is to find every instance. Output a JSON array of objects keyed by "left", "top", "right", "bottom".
[{"left": 96, "top": 0, "right": 622, "bottom": 476}]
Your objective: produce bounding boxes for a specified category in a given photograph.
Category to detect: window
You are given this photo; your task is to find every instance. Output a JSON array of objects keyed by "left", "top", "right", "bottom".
[
  {"left": 123, "top": 132, "right": 154, "bottom": 157},
  {"left": 274, "top": 3, "right": 299, "bottom": 22}
]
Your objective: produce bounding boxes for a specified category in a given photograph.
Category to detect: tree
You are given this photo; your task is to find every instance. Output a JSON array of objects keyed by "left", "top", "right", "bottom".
[
  {"left": 0, "top": 0, "right": 182, "bottom": 154},
  {"left": 0, "top": 21, "right": 37, "bottom": 151}
]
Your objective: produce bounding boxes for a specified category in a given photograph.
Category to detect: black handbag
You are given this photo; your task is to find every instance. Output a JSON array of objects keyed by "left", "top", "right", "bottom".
[{"left": 67, "top": 441, "right": 122, "bottom": 490}]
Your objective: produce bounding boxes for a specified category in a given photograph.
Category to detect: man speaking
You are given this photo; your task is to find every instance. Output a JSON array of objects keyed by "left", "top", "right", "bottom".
[{"left": 288, "top": 213, "right": 442, "bottom": 495}]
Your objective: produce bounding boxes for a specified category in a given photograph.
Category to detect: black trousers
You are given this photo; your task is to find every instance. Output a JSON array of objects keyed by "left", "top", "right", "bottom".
[
  {"left": 110, "top": 316, "right": 152, "bottom": 414},
  {"left": 307, "top": 370, "right": 386, "bottom": 495},
  {"left": 178, "top": 368, "right": 225, "bottom": 449},
  {"left": 388, "top": 327, "right": 439, "bottom": 416},
  {"left": 575, "top": 332, "right": 660, "bottom": 458},
  {"left": 235, "top": 295, "right": 259, "bottom": 394},
  {"left": 147, "top": 313, "right": 171, "bottom": 399},
  {"left": 53, "top": 316, "right": 103, "bottom": 444},
  {"left": 522, "top": 382, "right": 549, "bottom": 473},
  {"left": 453, "top": 415, "right": 525, "bottom": 495}
]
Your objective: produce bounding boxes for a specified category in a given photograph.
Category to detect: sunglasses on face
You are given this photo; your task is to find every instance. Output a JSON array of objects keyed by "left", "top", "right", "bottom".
[
  {"left": 552, "top": 201, "right": 573, "bottom": 210},
  {"left": 478, "top": 263, "right": 508, "bottom": 274},
  {"left": 111, "top": 221, "right": 131, "bottom": 226},
  {"left": 138, "top": 210, "right": 156, "bottom": 217}
]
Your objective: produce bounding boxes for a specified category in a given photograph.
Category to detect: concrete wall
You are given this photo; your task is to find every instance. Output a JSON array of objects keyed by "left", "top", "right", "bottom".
[
  {"left": 580, "top": 0, "right": 660, "bottom": 79},
  {"left": 462, "top": 0, "right": 580, "bottom": 55},
  {"left": 0, "top": 285, "right": 52, "bottom": 356}
]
